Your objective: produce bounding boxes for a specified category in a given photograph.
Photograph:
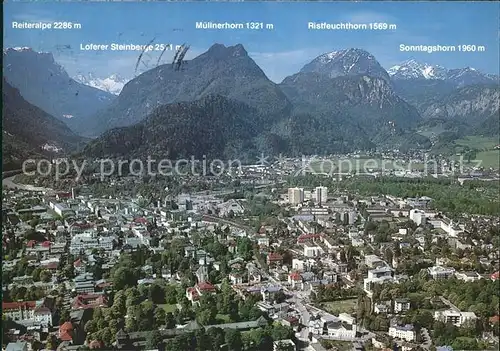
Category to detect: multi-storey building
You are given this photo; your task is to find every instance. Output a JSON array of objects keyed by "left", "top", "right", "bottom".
[
  {"left": 389, "top": 324, "right": 416, "bottom": 342},
  {"left": 434, "top": 309, "right": 477, "bottom": 327},
  {"left": 288, "top": 187, "right": 304, "bottom": 205},
  {"left": 314, "top": 186, "right": 328, "bottom": 204}
]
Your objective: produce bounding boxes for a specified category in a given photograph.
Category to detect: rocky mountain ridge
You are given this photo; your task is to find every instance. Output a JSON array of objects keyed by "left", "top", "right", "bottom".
[{"left": 5, "top": 44, "right": 498, "bottom": 160}]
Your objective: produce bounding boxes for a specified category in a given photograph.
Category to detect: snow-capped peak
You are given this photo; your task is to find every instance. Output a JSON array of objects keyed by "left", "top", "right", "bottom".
[
  {"left": 13, "top": 47, "right": 32, "bottom": 51},
  {"left": 74, "top": 73, "right": 129, "bottom": 95},
  {"left": 301, "top": 48, "right": 390, "bottom": 82},
  {"left": 388, "top": 59, "right": 447, "bottom": 80},
  {"left": 318, "top": 48, "right": 373, "bottom": 64},
  {"left": 3, "top": 47, "right": 49, "bottom": 55}
]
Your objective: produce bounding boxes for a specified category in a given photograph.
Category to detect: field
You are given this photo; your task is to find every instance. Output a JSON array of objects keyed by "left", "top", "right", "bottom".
[
  {"left": 417, "top": 125, "right": 447, "bottom": 138},
  {"left": 470, "top": 150, "right": 500, "bottom": 169},
  {"left": 159, "top": 303, "right": 177, "bottom": 313},
  {"left": 452, "top": 136, "right": 500, "bottom": 169},
  {"left": 455, "top": 136, "right": 498, "bottom": 150},
  {"left": 320, "top": 298, "right": 358, "bottom": 315}
]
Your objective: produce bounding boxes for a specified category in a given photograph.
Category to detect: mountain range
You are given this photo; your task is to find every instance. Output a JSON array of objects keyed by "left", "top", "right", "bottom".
[
  {"left": 82, "top": 46, "right": 432, "bottom": 157},
  {"left": 74, "top": 73, "right": 129, "bottom": 95},
  {"left": 81, "top": 43, "right": 292, "bottom": 138},
  {"left": 3, "top": 44, "right": 499, "bottom": 161},
  {"left": 389, "top": 59, "right": 498, "bottom": 87}
]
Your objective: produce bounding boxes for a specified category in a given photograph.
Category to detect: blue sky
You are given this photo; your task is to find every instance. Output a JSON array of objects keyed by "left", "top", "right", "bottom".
[{"left": 4, "top": 1, "right": 500, "bottom": 82}]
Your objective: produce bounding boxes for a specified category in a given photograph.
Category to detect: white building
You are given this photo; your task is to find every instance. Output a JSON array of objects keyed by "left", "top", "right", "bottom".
[
  {"left": 310, "top": 313, "right": 357, "bottom": 340},
  {"left": 434, "top": 309, "right": 477, "bottom": 327},
  {"left": 364, "top": 255, "right": 386, "bottom": 268},
  {"left": 364, "top": 266, "right": 395, "bottom": 297},
  {"left": 394, "top": 298, "right": 410, "bottom": 314},
  {"left": 292, "top": 258, "right": 315, "bottom": 272},
  {"left": 428, "top": 266, "right": 455, "bottom": 280},
  {"left": 389, "top": 324, "right": 416, "bottom": 342},
  {"left": 2, "top": 302, "right": 35, "bottom": 321},
  {"left": 315, "top": 186, "right": 328, "bottom": 204},
  {"left": 33, "top": 307, "right": 53, "bottom": 326},
  {"left": 2, "top": 300, "right": 53, "bottom": 327},
  {"left": 455, "top": 271, "right": 482, "bottom": 282},
  {"left": 303, "top": 242, "right": 323, "bottom": 257},
  {"left": 288, "top": 187, "right": 304, "bottom": 205},
  {"left": 374, "top": 302, "right": 390, "bottom": 314},
  {"left": 69, "top": 231, "right": 115, "bottom": 254},
  {"left": 409, "top": 209, "right": 426, "bottom": 226}
]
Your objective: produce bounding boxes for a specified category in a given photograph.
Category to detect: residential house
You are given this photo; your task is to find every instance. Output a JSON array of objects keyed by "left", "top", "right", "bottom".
[
  {"left": 229, "top": 273, "right": 244, "bottom": 285},
  {"left": 389, "top": 323, "right": 416, "bottom": 342},
  {"left": 186, "top": 282, "right": 217, "bottom": 304},
  {"left": 374, "top": 302, "right": 390, "bottom": 314},
  {"left": 73, "top": 274, "right": 95, "bottom": 294},
  {"left": 434, "top": 309, "right": 477, "bottom": 327},
  {"left": 267, "top": 253, "right": 284, "bottom": 266},
  {"left": 394, "top": 298, "right": 411, "bottom": 314},
  {"left": 455, "top": 271, "right": 482, "bottom": 282},
  {"left": 71, "top": 293, "right": 109, "bottom": 310},
  {"left": 428, "top": 266, "right": 455, "bottom": 280},
  {"left": 261, "top": 286, "right": 282, "bottom": 303},
  {"left": 303, "top": 242, "right": 323, "bottom": 257},
  {"left": 363, "top": 266, "right": 394, "bottom": 297}
]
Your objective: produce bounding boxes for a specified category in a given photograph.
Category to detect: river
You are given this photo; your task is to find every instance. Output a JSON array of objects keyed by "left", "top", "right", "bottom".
[{"left": 2, "top": 174, "right": 54, "bottom": 193}]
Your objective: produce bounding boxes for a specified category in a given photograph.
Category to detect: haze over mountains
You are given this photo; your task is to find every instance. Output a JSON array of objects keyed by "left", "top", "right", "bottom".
[
  {"left": 3, "top": 44, "right": 499, "bottom": 162},
  {"left": 3, "top": 47, "right": 115, "bottom": 136},
  {"left": 2, "top": 79, "right": 86, "bottom": 170}
]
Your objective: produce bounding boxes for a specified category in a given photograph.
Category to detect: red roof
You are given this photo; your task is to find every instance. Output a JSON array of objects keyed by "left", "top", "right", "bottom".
[
  {"left": 267, "top": 252, "right": 284, "bottom": 261},
  {"left": 489, "top": 315, "right": 500, "bottom": 324},
  {"left": 72, "top": 294, "right": 108, "bottom": 310},
  {"left": 42, "top": 262, "right": 59, "bottom": 270},
  {"left": 74, "top": 259, "right": 83, "bottom": 267},
  {"left": 95, "top": 281, "right": 113, "bottom": 288},
  {"left": 196, "top": 282, "right": 216, "bottom": 291},
  {"left": 41, "top": 241, "right": 52, "bottom": 247},
  {"left": 289, "top": 272, "right": 301, "bottom": 281},
  {"left": 187, "top": 287, "right": 200, "bottom": 300},
  {"left": 3, "top": 301, "right": 37, "bottom": 310},
  {"left": 26, "top": 240, "right": 37, "bottom": 248},
  {"left": 59, "top": 331, "right": 73, "bottom": 342},
  {"left": 57, "top": 192, "right": 72, "bottom": 198},
  {"left": 491, "top": 271, "right": 499, "bottom": 280},
  {"left": 297, "top": 233, "right": 322, "bottom": 243},
  {"left": 59, "top": 322, "right": 74, "bottom": 341},
  {"left": 133, "top": 217, "right": 149, "bottom": 224},
  {"left": 60, "top": 321, "right": 73, "bottom": 332},
  {"left": 187, "top": 287, "right": 198, "bottom": 295}
]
